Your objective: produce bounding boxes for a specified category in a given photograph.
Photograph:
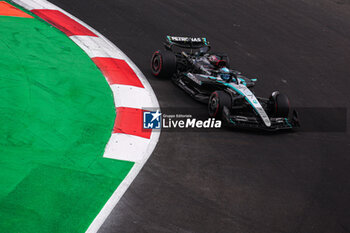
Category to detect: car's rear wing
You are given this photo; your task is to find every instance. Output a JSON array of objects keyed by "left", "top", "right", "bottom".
[{"left": 165, "top": 36, "right": 210, "bottom": 50}]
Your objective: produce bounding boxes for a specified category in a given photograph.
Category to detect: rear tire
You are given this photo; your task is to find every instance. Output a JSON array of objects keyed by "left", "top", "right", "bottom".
[
  {"left": 269, "top": 91, "right": 290, "bottom": 117},
  {"left": 208, "top": 91, "right": 232, "bottom": 119},
  {"left": 151, "top": 50, "right": 176, "bottom": 78}
]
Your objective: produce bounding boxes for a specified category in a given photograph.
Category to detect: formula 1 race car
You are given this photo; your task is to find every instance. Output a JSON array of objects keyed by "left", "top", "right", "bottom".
[{"left": 151, "top": 36, "right": 299, "bottom": 130}]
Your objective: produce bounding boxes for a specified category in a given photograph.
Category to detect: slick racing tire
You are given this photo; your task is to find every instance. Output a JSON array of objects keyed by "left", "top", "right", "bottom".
[
  {"left": 208, "top": 91, "right": 232, "bottom": 119},
  {"left": 269, "top": 91, "right": 290, "bottom": 117},
  {"left": 151, "top": 50, "right": 176, "bottom": 78}
]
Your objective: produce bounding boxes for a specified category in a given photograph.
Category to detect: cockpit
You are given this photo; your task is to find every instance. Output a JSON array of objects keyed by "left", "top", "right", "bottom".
[{"left": 218, "top": 67, "right": 238, "bottom": 83}]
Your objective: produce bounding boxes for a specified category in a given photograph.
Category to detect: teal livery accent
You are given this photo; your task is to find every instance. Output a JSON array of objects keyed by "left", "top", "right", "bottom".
[
  {"left": 191, "top": 73, "right": 271, "bottom": 126},
  {"left": 284, "top": 118, "right": 292, "bottom": 128},
  {"left": 197, "top": 74, "right": 260, "bottom": 117},
  {"left": 217, "top": 81, "right": 260, "bottom": 114},
  {"left": 238, "top": 78, "right": 247, "bottom": 86},
  {"left": 202, "top": 37, "right": 208, "bottom": 45}
]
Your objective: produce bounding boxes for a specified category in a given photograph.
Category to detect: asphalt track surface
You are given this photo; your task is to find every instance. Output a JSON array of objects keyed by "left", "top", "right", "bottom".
[{"left": 48, "top": 0, "right": 350, "bottom": 232}]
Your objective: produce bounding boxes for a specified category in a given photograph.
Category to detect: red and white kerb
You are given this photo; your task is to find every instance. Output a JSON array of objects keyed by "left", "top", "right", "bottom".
[{"left": 13, "top": 0, "right": 160, "bottom": 163}]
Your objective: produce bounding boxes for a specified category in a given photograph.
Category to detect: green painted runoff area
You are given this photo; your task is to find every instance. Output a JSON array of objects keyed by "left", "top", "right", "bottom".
[{"left": 0, "top": 2, "right": 133, "bottom": 232}]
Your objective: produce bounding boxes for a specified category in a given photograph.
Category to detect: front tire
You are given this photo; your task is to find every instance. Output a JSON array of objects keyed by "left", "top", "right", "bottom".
[
  {"left": 208, "top": 91, "right": 232, "bottom": 119},
  {"left": 269, "top": 91, "right": 290, "bottom": 117},
  {"left": 151, "top": 50, "right": 176, "bottom": 78}
]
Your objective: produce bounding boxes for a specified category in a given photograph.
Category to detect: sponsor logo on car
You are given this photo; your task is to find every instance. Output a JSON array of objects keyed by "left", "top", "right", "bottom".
[{"left": 170, "top": 36, "right": 202, "bottom": 42}]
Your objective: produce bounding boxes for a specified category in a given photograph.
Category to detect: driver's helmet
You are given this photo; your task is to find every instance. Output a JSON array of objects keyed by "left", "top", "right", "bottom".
[
  {"left": 208, "top": 55, "right": 219, "bottom": 63},
  {"left": 208, "top": 55, "right": 227, "bottom": 67},
  {"left": 219, "top": 67, "right": 231, "bottom": 81}
]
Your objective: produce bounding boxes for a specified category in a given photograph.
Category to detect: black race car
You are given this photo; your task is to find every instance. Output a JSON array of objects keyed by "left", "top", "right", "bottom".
[{"left": 151, "top": 36, "right": 299, "bottom": 130}]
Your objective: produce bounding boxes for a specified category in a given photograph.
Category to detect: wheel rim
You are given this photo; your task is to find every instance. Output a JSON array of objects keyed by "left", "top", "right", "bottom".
[
  {"left": 153, "top": 58, "right": 159, "bottom": 70},
  {"left": 151, "top": 53, "right": 161, "bottom": 75},
  {"left": 209, "top": 94, "right": 219, "bottom": 117}
]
